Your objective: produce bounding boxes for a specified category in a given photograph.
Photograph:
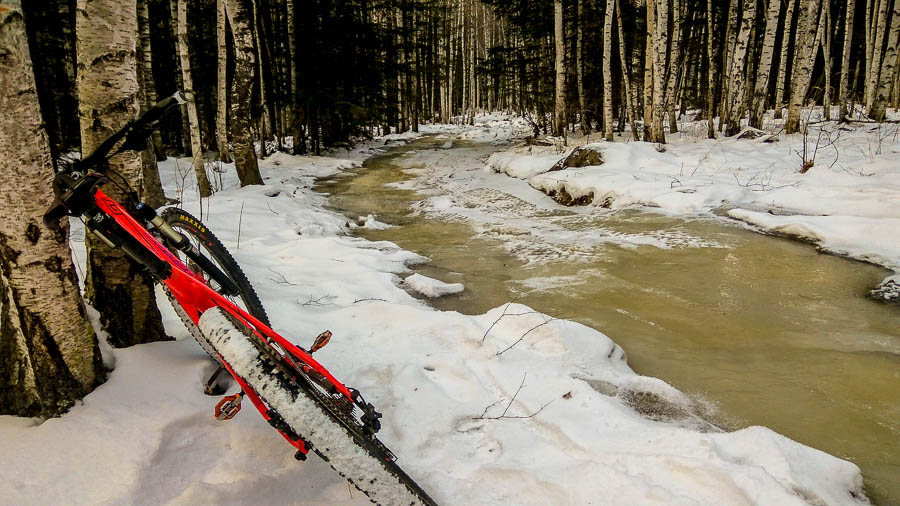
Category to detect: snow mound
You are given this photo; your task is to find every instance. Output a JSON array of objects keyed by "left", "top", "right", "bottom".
[{"left": 402, "top": 273, "right": 464, "bottom": 298}]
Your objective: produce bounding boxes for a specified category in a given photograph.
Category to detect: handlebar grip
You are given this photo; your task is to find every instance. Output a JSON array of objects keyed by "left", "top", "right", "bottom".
[{"left": 43, "top": 201, "right": 70, "bottom": 231}]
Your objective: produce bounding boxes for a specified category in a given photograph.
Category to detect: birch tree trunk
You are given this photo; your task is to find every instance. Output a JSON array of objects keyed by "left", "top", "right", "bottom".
[
  {"left": 651, "top": 0, "right": 667, "bottom": 143},
  {"left": 225, "top": 0, "right": 264, "bottom": 186},
  {"left": 664, "top": 0, "right": 682, "bottom": 134},
  {"left": 177, "top": 0, "right": 212, "bottom": 198},
  {"left": 137, "top": 0, "right": 165, "bottom": 162},
  {"left": 170, "top": 0, "right": 190, "bottom": 153},
  {"left": 707, "top": 0, "right": 718, "bottom": 138},
  {"left": 822, "top": 0, "right": 832, "bottom": 120},
  {"left": 725, "top": 0, "right": 756, "bottom": 135},
  {"left": 786, "top": 0, "right": 823, "bottom": 134},
  {"left": 616, "top": 0, "right": 640, "bottom": 140},
  {"left": 216, "top": 0, "right": 232, "bottom": 163},
  {"left": 553, "top": 0, "right": 567, "bottom": 140},
  {"left": 774, "top": 0, "right": 798, "bottom": 119},
  {"left": 866, "top": 0, "right": 890, "bottom": 109},
  {"left": 250, "top": 0, "right": 274, "bottom": 151},
  {"left": 577, "top": 0, "right": 589, "bottom": 133},
  {"left": 136, "top": 0, "right": 166, "bottom": 208},
  {"left": 643, "top": 0, "right": 655, "bottom": 141},
  {"left": 720, "top": 0, "right": 740, "bottom": 130},
  {"left": 602, "top": 0, "right": 615, "bottom": 140},
  {"left": 869, "top": 3, "right": 900, "bottom": 120},
  {"left": 750, "top": 0, "right": 784, "bottom": 128},
  {"left": 287, "top": 0, "right": 301, "bottom": 154},
  {"left": 0, "top": 0, "right": 104, "bottom": 417},
  {"left": 76, "top": 0, "right": 168, "bottom": 347}
]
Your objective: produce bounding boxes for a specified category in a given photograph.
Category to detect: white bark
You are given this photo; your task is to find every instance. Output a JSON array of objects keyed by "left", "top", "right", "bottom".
[
  {"left": 177, "top": 0, "right": 212, "bottom": 197},
  {"left": 0, "top": 0, "right": 102, "bottom": 417},
  {"left": 554, "top": 0, "right": 567, "bottom": 140},
  {"left": 616, "top": 0, "right": 639, "bottom": 140},
  {"left": 750, "top": 0, "right": 784, "bottom": 128},
  {"left": 774, "top": 0, "right": 798, "bottom": 119},
  {"left": 839, "top": 0, "right": 856, "bottom": 121},
  {"left": 725, "top": 0, "right": 756, "bottom": 135},
  {"left": 603, "top": 0, "right": 615, "bottom": 140},
  {"left": 216, "top": 0, "right": 232, "bottom": 163},
  {"left": 869, "top": 2, "right": 900, "bottom": 120},
  {"left": 76, "top": 0, "right": 167, "bottom": 346},
  {"left": 786, "top": 0, "right": 823, "bottom": 134}
]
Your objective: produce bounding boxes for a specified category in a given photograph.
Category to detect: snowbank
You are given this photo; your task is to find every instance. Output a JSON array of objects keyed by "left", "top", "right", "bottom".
[
  {"left": 0, "top": 124, "right": 870, "bottom": 504},
  {"left": 484, "top": 115, "right": 900, "bottom": 288}
]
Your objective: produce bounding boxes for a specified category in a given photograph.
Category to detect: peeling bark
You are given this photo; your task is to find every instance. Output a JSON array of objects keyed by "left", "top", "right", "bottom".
[
  {"left": 0, "top": 0, "right": 104, "bottom": 417},
  {"left": 76, "top": 0, "right": 169, "bottom": 347}
]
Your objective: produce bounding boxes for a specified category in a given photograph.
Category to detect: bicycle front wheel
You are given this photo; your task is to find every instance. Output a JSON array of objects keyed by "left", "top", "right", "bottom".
[{"left": 161, "top": 208, "right": 269, "bottom": 360}]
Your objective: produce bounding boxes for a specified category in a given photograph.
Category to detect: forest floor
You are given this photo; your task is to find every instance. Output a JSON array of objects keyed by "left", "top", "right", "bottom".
[{"left": 0, "top": 112, "right": 888, "bottom": 505}]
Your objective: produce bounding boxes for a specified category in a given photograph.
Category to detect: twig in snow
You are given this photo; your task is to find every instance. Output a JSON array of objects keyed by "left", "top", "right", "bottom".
[
  {"left": 237, "top": 202, "right": 245, "bottom": 249},
  {"left": 353, "top": 297, "right": 387, "bottom": 303},
  {"left": 481, "top": 296, "right": 522, "bottom": 342},
  {"left": 495, "top": 316, "right": 559, "bottom": 356},
  {"left": 266, "top": 267, "right": 308, "bottom": 286},
  {"left": 472, "top": 373, "right": 556, "bottom": 420},
  {"left": 300, "top": 295, "right": 334, "bottom": 306}
]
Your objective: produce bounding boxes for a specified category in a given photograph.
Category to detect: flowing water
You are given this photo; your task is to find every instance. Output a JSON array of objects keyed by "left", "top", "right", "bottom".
[{"left": 317, "top": 139, "right": 900, "bottom": 504}]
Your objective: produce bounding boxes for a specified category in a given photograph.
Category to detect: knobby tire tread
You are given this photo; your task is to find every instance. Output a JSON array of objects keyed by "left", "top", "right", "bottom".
[
  {"left": 161, "top": 207, "right": 269, "bottom": 360},
  {"left": 198, "top": 308, "right": 437, "bottom": 506}
]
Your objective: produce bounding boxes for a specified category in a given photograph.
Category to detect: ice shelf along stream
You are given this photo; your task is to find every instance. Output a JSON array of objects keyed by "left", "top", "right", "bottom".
[{"left": 316, "top": 138, "right": 900, "bottom": 504}]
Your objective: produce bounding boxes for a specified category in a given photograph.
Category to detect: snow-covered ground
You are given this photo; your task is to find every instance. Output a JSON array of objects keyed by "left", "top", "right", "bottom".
[
  {"left": 481, "top": 110, "right": 900, "bottom": 295},
  {"left": 0, "top": 115, "right": 874, "bottom": 504}
]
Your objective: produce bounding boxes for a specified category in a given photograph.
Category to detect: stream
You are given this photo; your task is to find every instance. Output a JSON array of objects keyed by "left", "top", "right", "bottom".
[{"left": 317, "top": 138, "right": 900, "bottom": 504}]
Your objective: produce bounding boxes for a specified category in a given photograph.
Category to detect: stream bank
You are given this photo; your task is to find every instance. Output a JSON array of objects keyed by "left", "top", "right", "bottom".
[{"left": 318, "top": 137, "right": 900, "bottom": 504}]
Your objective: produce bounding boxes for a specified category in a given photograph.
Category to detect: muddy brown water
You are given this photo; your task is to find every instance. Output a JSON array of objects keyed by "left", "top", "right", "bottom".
[{"left": 317, "top": 139, "right": 900, "bottom": 504}]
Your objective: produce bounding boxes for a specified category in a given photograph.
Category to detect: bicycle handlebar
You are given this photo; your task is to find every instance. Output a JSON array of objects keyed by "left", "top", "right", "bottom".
[
  {"left": 43, "top": 92, "right": 185, "bottom": 229},
  {"left": 73, "top": 92, "right": 185, "bottom": 173}
]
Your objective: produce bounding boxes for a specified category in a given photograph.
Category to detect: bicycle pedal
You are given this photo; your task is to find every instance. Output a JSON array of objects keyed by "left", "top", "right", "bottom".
[
  {"left": 309, "top": 330, "right": 332, "bottom": 353},
  {"left": 214, "top": 392, "right": 243, "bottom": 421}
]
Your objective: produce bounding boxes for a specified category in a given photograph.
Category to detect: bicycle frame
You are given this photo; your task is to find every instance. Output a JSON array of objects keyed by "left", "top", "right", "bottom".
[{"left": 92, "top": 188, "right": 355, "bottom": 455}]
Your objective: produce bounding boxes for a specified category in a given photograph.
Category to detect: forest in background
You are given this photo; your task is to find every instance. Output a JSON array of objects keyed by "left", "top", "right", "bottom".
[{"left": 25, "top": 0, "right": 900, "bottom": 160}]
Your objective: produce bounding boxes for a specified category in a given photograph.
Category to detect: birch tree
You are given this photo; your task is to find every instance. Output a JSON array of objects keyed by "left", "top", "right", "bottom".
[
  {"left": 840, "top": 0, "right": 858, "bottom": 121},
  {"left": 177, "top": 0, "right": 212, "bottom": 198},
  {"left": 616, "top": 0, "right": 639, "bottom": 140},
  {"left": 750, "top": 0, "right": 784, "bottom": 129},
  {"left": 866, "top": 0, "right": 890, "bottom": 109},
  {"left": 725, "top": 0, "right": 756, "bottom": 135},
  {"left": 216, "top": 0, "right": 232, "bottom": 163},
  {"left": 136, "top": 0, "right": 166, "bottom": 208},
  {"left": 774, "top": 0, "right": 798, "bottom": 119},
  {"left": 663, "top": 0, "right": 682, "bottom": 134},
  {"left": 602, "top": 0, "right": 615, "bottom": 140},
  {"left": 553, "top": 0, "right": 566, "bottom": 139},
  {"left": 869, "top": 3, "right": 900, "bottom": 121},
  {"left": 786, "top": 0, "right": 823, "bottom": 134},
  {"left": 225, "top": 0, "right": 264, "bottom": 186},
  {"left": 577, "top": 0, "right": 589, "bottom": 133},
  {"left": 0, "top": 0, "right": 104, "bottom": 417},
  {"left": 76, "top": 0, "right": 169, "bottom": 347}
]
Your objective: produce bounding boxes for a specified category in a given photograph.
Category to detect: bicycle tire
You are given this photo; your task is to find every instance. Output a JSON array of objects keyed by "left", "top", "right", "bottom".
[
  {"left": 198, "top": 307, "right": 437, "bottom": 506},
  {"left": 161, "top": 208, "right": 269, "bottom": 359}
]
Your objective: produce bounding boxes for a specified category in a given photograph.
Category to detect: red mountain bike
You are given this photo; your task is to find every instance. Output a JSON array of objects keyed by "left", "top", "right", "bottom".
[{"left": 43, "top": 93, "right": 436, "bottom": 506}]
